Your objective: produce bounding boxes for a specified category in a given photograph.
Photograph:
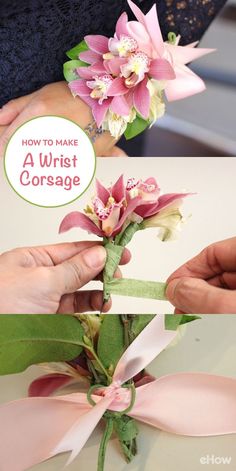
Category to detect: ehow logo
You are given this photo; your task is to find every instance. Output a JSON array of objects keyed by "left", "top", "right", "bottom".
[{"left": 200, "top": 455, "right": 232, "bottom": 465}]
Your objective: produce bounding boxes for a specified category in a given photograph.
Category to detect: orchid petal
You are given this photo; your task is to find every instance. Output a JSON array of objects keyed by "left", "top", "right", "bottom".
[
  {"left": 92, "top": 99, "right": 111, "bottom": 128},
  {"left": 110, "top": 95, "right": 131, "bottom": 116},
  {"left": 126, "top": 21, "right": 151, "bottom": 56},
  {"left": 96, "top": 179, "right": 110, "bottom": 204},
  {"left": 69, "top": 80, "right": 90, "bottom": 96},
  {"left": 111, "top": 174, "right": 125, "bottom": 202},
  {"left": 28, "top": 374, "right": 72, "bottom": 398},
  {"left": 133, "top": 77, "right": 150, "bottom": 119},
  {"left": 107, "top": 77, "right": 128, "bottom": 96},
  {"left": 113, "top": 196, "right": 142, "bottom": 236},
  {"left": 166, "top": 43, "right": 215, "bottom": 66},
  {"left": 76, "top": 67, "right": 94, "bottom": 79},
  {"left": 59, "top": 212, "right": 103, "bottom": 237},
  {"left": 102, "top": 206, "right": 121, "bottom": 237},
  {"left": 116, "top": 12, "right": 129, "bottom": 38},
  {"left": 149, "top": 58, "right": 176, "bottom": 80},
  {"left": 165, "top": 64, "right": 206, "bottom": 102},
  {"left": 127, "top": 0, "right": 146, "bottom": 25},
  {"left": 89, "top": 61, "right": 107, "bottom": 74},
  {"left": 156, "top": 193, "right": 189, "bottom": 212},
  {"left": 145, "top": 4, "right": 164, "bottom": 56},
  {"left": 105, "top": 57, "right": 127, "bottom": 76},
  {"left": 79, "top": 50, "right": 100, "bottom": 65},
  {"left": 85, "top": 35, "right": 109, "bottom": 54}
]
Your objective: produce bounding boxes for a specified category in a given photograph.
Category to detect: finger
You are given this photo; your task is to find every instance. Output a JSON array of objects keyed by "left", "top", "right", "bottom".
[
  {"left": 102, "top": 146, "right": 128, "bottom": 157},
  {"left": 26, "top": 242, "right": 130, "bottom": 267},
  {"left": 207, "top": 272, "right": 236, "bottom": 290},
  {"left": 166, "top": 277, "right": 236, "bottom": 314},
  {"left": 167, "top": 237, "right": 236, "bottom": 283},
  {"left": 0, "top": 93, "right": 35, "bottom": 125},
  {"left": 25, "top": 241, "right": 102, "bottom": 267},
  {"left": 53, "top": 245, "right": 107, "bottom": 294},
  {"left": 58, "top": 290, "right": 111, "bottom": 313}
]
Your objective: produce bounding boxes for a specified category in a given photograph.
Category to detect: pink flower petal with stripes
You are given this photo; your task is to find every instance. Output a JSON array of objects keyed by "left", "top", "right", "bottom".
[
  {"left": 105, "top": 57, "right": 127, "bottom": 76},
  {"left": 79, "top": 50, "right": 100, "bottom": 65},
  {"left": 165, "top": 64, "right": 206, "bottom": 102},
  {"left": 107, "top": 77, "right": 128, "bottom": 96},
  {"left": 77, "top": 67, "right": 94, "bottom": 80},
  {"left": 111, "top": 175, "right": 125, "bottom": 202},
  {"left": 116, "top": 12, "right": 129, "bottom": 38},
  {"left": 92, "top": 99, "right": 111, "bottom": 128},
  {"left": 96, "top": 179, "right": 110, "bottom": 204},
  {"left": 149, "top": 58, "right": 175, "bottom": 80},
  {"left": 69, "top": 80, "right": 90, "bottom": 96},
  {"left": 85, "top": 35, "right": 109, "bottom": 54},
  {"left": 133, "top": 77, "right": 150, "bottom": 119},
  {"left": 59, "top": 212, "right": 103, "bottom": 237},
  {"left": 110, "top": 95, "right": 131, "bottom": 116}
]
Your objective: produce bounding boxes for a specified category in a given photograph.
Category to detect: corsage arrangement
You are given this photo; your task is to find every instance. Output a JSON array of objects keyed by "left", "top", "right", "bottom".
[
  {"left": 59, "top": 174, "right": 190, "bottom": 305},
  {"left": 0, "top": 314, "right": 235, "bottom": 471},
  {"left": 63, "top": 0, "right": 214, "bottom": 140}
]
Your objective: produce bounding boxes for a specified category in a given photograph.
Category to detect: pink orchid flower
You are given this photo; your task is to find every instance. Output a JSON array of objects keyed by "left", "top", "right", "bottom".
[
  {"left": 68, "top": 0, "right": 213, "bottom": 128},
  {"left": 59, "top": 175, "right": 142, "bottom": 238},
  {"left": 59, "top": 175, "right": 189, "bottom": 240},
  {"left": 126, "top": 177, "right": 188, "bottom": 219},
  {"left": 124, "top": 0, "right": 214, "bottom": 101}
]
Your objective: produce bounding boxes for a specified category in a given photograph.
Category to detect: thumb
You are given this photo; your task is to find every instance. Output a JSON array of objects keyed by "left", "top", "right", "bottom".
[
  {"left": 51, "top": 245, "right": 107, "bottom": 295},
  {"left": 0, "top": 94, "right": 34, "bottom": 125},
  {"left": 166, "top": 277, "right": 236, "bottom": 314}
]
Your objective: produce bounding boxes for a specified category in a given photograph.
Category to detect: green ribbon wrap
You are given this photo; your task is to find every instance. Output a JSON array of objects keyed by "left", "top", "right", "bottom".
[{"left": 103, "top": 223, "right": 167, "bottom": 303}]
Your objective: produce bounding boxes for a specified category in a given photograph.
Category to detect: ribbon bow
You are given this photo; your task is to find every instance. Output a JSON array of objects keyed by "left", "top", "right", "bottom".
[{"left": 0, "top": 316, "right": 235, "bottom": 471}]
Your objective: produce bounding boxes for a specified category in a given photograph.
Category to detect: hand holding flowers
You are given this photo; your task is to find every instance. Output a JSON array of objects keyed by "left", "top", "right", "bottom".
[{"left": 60, "top": 175, "right": 191, "bottom": 304}]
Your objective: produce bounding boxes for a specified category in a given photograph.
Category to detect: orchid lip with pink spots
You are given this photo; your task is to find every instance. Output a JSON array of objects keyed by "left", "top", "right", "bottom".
[
  {"left": 59, "top": 175, "right": 190, "bottom": 240},
  {"left": 65, "top": 0, "right": 214, "bottom": 138}
]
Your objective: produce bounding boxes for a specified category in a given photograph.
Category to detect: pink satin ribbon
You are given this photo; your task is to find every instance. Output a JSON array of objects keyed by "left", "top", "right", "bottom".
[{"left": 0, "top": 316, "right": 235, "bottom": 471}]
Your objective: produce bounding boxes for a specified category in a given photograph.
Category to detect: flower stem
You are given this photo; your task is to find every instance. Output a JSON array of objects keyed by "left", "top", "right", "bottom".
[
  {"left": 97, "top": 417, "right": 114, "bottom": 471},
  {"left": 85, "top": 345, "right": 112, "bottom": 384}
]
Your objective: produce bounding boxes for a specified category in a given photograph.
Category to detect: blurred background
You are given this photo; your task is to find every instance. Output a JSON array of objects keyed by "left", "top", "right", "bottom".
[{"left": 121, "top": 0, "right": 236, "bottom": 156}]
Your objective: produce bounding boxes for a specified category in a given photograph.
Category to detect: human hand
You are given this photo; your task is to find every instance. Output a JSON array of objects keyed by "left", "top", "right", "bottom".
[
  {"left": 0, "top": 241, "right": 131, "bottom": 314},
  {"left": 166, "top": 237, "right": 236, "bottom": 314},
  {"left": 0, "top": 82, "right": 121, "bottom": 157}
]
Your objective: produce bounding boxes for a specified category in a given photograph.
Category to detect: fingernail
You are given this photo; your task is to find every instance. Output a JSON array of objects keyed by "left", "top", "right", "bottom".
[
  {"left": 166, "top": 278, "right": 185, "bottom": 303},
  {"left": 82, "top": 246, "right": 106, "bottom": 269},
  {"left": 166, "top": 277, "right": 196, "bottom": 304}
]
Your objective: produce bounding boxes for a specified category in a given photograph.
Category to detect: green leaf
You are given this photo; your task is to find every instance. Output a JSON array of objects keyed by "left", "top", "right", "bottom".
[
  {"left": 114, "top": 416, "right": 139, "bottom": 442},
  {"left": 66, "top": 39, "right": 89, "bottom": 60},
  {"left": 180, "top": 315, "right": 201, "bottom": 325},
  {"left": 130, "top": 315, "right": 155, "bottom": 340},
  {"left": 97, "top": 315, "right": 125, "bottom": 369},
  {"left": 165, "top": 315, "right": 184, "bottom": 331},
  {"left": 114, "top": 416, "right": 138, "bottom": 463},
  {"left": 0, "top": 315, "right": 85, "bottom": 375},
  {"left": 165, "top": 314, "right": 201, "bottom": 331},
  {"left": 124, "top": 116, "right": 149, "bottom": 140},
  {"left": 63, "top": 59, "right": 88, "bottom": 82}
]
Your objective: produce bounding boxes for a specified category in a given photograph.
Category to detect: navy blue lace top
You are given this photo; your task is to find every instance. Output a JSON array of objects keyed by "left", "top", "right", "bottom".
[{"left": 0, "top": 0, "right": 227, "bottom": 107}]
